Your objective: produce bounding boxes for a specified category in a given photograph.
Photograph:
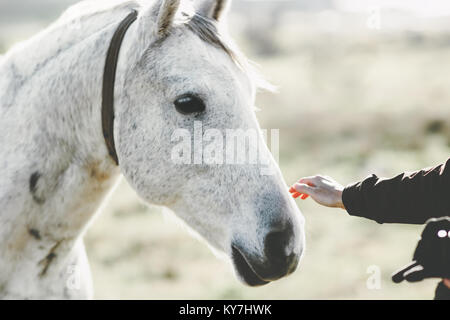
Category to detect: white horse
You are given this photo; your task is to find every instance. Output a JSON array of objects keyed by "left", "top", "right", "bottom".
[{"left": 0, "top": 0, "right": 304, "bottom": 299}]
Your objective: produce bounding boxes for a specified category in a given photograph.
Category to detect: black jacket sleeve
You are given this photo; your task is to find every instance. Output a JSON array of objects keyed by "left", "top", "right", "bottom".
[{"left": 342, "top": 158, "right": 450, "bottom": 224}]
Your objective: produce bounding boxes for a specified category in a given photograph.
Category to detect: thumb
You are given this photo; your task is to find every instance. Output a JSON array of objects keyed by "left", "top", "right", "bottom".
[{"left": 293, "top": 183, "right": 316, "bottom": 196}]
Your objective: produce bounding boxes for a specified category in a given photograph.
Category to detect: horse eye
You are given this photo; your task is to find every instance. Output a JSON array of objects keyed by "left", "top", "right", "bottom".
[{"left": 174, "top": 94, "right": 205, "bottom": 115}]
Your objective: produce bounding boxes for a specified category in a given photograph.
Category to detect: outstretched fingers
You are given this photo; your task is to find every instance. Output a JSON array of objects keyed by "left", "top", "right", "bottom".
[
  {"left": 289, "top": 187, "right": 302, "bottom": 199},
  {"left": 294, "top": 182, "right": 315, "bottom": 195},
  {"left": 289, "top": 183, "right": 315, "bottom": 200},
  {"left": 299, "top": 175, "right": 329, "bottom": 187}
]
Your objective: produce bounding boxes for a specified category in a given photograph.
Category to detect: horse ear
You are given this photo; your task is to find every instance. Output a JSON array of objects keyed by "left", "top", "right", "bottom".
[
  {"left": 140, "top": 0, "right": 181, "bottom": 37},
  {"left": 197, "top": 0, "right": 231, "bottom": 21},
  {"left": 156, "top": 0, "right": 181, "bottom": 36}
]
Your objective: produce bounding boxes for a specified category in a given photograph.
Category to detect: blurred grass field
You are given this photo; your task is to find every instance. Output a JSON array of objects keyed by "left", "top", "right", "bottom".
[{"left": 2, "top": 1, "right": 450, "bottom": 299}]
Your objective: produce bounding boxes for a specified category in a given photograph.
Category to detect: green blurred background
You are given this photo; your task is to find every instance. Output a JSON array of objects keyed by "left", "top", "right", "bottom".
[{"left": 2, "top": 0, "right": 450, "bottom": 299}]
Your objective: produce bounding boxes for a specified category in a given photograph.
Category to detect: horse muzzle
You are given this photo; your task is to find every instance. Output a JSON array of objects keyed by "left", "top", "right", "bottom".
[{"left": 231, "top": 220, "right": 303, "bottom": 286}]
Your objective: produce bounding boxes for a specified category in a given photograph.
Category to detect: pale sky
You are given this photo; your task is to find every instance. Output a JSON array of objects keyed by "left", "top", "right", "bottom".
[{"left": 336, "top": 0, "right": 450, "bottom": 17}]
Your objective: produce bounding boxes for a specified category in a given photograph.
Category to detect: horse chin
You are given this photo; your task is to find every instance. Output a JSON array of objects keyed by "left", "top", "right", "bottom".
[{"left": 231, "top": 246, "right": 270, "bottom": 287}]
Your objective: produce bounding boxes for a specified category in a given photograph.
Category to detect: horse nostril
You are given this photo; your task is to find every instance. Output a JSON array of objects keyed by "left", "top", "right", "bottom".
[
  {"left": 260, "top": 225, "right": 299, "bottom": 281},
  {"left": 264, "top": 228, "right": 292, "bottom": 263}
]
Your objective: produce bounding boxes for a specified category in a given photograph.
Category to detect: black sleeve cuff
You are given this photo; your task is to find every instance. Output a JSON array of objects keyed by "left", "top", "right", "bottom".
[
  {"left": 342, "top": 182, "right": 365, "bottom": 218},
  {"left": 342, "top": 175, "right": 384, "bottom": 224}
]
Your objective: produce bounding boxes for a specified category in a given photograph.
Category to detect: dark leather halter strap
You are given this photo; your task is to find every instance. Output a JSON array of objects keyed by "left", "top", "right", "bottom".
[{"left": 102, "top": 10, "right": 138, "bottom": 165}]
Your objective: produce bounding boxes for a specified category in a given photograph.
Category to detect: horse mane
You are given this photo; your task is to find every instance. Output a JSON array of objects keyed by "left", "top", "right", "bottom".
[
  {"left": 186, "top": 13, "right": 238, "bottom": 65},
  {"left": 184, "top": 13, "right": 274, "bottom": 92},
  {"left": 58, "top": 0, "right": 138, "bottom": 24},
  {"left": 2, "top": 0, "right": 272, "bottom": 94}
]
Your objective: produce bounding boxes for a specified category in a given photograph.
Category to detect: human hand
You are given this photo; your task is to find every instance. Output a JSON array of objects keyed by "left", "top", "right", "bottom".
[
  {"left": 444, "top": 278, "right": 450, "bottom": 289},
  {"left": 289, "top": 175, "right": 345, "bottom": 209}
]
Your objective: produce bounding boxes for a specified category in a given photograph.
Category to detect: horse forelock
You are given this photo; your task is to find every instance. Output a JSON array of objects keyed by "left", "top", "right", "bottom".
[
  {"left": 183, "top": 13, "right": 274, "bottom": 93},
  {"left": 185, "top": 13, "right": 238, "bottom": 65}
]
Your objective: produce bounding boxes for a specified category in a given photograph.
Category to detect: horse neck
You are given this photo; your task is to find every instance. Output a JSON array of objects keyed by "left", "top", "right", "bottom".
[{"left": 0, "top": 5, "right": 143, "bottom": 269}]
